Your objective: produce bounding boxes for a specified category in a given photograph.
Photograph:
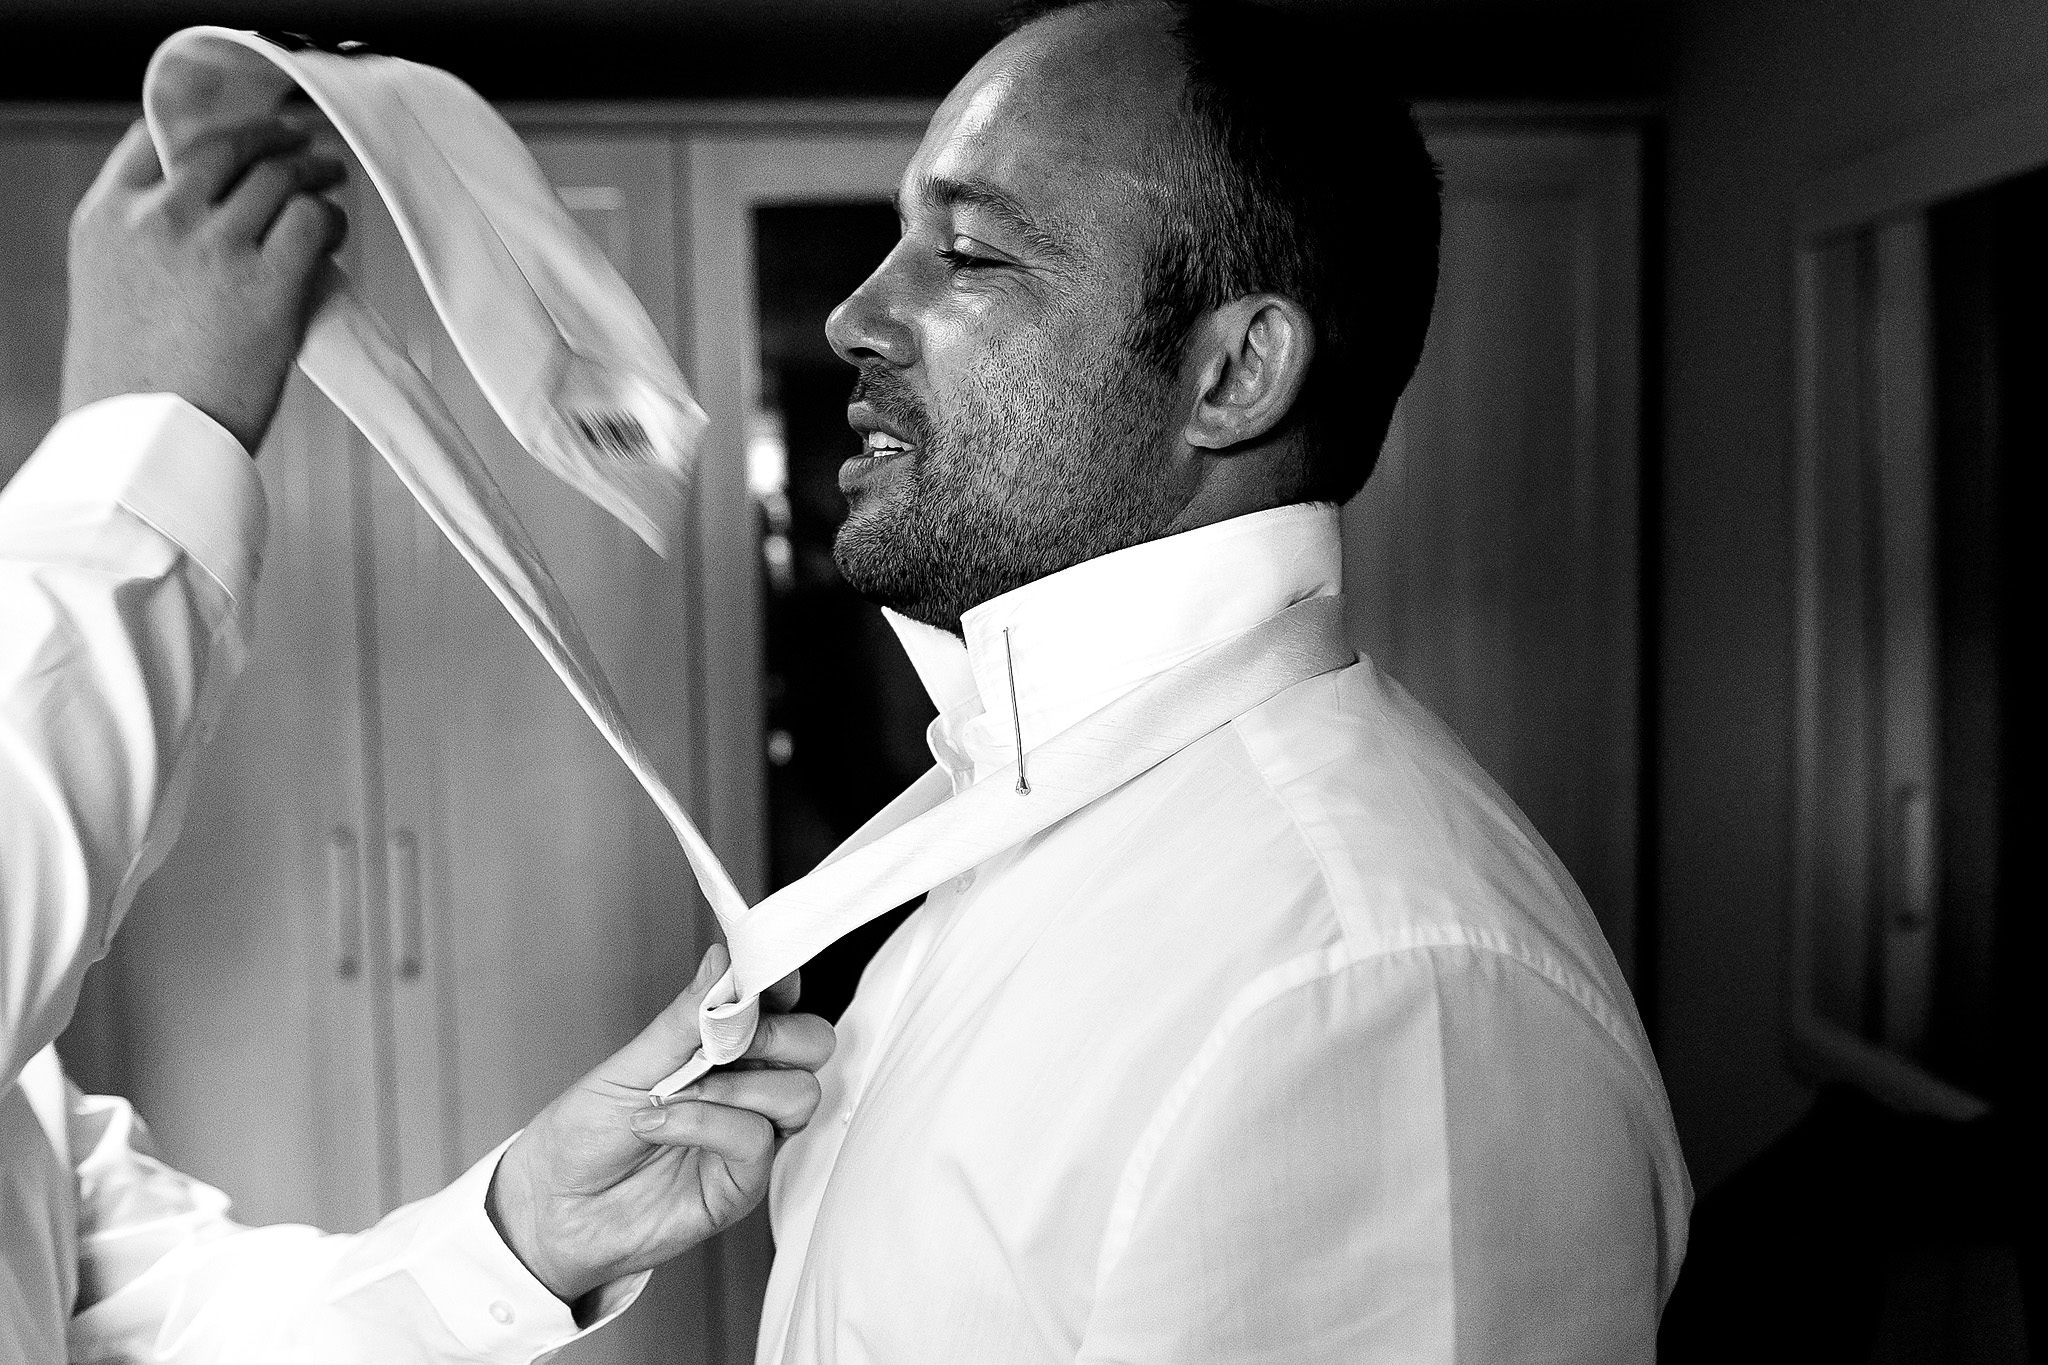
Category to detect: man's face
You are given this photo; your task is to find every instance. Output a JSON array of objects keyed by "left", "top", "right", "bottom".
[{"left": 825, "top": 5, "right": 1196, "bottom": 634}]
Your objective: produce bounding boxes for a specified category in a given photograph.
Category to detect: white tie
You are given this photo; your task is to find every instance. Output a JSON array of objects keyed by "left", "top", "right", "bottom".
[
  {"left": 140, "top": 25, "right": 753, "bottom": 1022},
  {"left": 139, "top": 31, "right": 1359, "bottom": 1101}
]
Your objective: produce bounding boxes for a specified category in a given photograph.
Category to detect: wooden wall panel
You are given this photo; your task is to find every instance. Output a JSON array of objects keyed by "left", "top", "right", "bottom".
[{"left": 1346, "top": 123, "right": 1645, "bottom": 979}]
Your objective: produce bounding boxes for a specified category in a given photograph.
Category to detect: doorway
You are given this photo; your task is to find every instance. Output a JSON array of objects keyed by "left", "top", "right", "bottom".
[{"left": 751, "top": 201, "right": 933, "bottom": 1021}]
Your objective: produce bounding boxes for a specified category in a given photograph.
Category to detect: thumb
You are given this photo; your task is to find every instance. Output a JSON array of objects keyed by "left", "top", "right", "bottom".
[
  {"left": 97, "top": 119, "right": 164, "bottom": 193},
  {"left": 598, "top": 943, "right": 728, "bottom": 1089}
]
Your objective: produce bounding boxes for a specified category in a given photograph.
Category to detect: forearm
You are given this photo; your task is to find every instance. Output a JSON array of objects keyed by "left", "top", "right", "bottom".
[
  {"left": 0, "top": 394, "right": 263, "bottom": 1086},
  {"left": 69, "top": 1102, "right": 643, "bottom": 1365}
]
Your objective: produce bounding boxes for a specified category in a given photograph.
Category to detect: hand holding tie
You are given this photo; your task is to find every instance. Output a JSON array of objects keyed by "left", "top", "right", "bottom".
[
  {"left": 62, "top": 117, "right": 348, "bottom": 453},
  {"left": 485, "top": 945, "right": 830, "bottom": 1304}
]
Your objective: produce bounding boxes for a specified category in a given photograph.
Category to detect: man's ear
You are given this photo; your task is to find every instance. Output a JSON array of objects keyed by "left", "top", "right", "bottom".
[{"left": 1181, "top": 294, "right": 1315, "bottom": 452}]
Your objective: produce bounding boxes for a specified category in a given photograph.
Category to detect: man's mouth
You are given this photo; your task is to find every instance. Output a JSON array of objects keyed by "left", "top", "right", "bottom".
[
  {"left": 860, "top": 430, "right": 914, "bottom": 458},
  {"left": 840, "top": 405, "right": 920, "bottom": 495},
  {"left": 839, "top": 441, "right": 913, "bottom": 495}
]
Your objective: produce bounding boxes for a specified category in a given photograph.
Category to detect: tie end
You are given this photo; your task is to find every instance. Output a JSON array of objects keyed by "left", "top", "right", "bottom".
[{"left": 646, "top": 1048, "right": 716, "bottom": 1105}]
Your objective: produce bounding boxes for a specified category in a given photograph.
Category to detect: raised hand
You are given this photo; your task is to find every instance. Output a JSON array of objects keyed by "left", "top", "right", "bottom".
[{"left": 62, "top": 117, "right": 348, "bottom": 453}]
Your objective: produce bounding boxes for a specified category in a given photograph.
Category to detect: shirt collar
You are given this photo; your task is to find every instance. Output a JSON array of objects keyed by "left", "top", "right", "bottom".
[{"left": 883, "top": 502, "right": 1342, "bottom": 785}]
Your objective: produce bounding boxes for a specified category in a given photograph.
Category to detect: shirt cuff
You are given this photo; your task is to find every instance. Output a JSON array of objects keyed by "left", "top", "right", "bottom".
[
  {"left": 1, "top": 394, "right": 266, "bottom": 605},
  {"left": 401, "top": 1136, "right": 649, "bottom": 1360}
]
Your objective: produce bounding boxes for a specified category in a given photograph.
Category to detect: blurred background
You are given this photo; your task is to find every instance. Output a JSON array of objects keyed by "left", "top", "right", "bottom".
[{"left": 0, "top": 1, "right": 2037, "bottom": 1361}]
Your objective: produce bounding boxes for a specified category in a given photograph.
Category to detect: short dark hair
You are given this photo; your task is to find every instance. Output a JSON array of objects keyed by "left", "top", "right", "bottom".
[{"left": 1005, "top": 0, "right": 1442, "bottom": 503}]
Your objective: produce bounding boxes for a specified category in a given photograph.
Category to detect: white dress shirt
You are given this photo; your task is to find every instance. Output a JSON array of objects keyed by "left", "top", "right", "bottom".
[
  {"left": 758, "top": 502, "right": 1692, "bottom": 1365},
  {"left": 1, "top": 395, "right": 634, "bottom": 1363}
]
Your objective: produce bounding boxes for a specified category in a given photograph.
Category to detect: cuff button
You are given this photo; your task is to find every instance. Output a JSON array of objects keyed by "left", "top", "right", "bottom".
[{"left": 489, "top": 1300, "right": 515, "bottom": 1325}]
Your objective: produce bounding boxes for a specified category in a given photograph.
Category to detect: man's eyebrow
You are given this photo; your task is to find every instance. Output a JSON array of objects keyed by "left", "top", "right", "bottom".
[{"left": 899, "top": 174, "right": 1071, "bottom": 260}]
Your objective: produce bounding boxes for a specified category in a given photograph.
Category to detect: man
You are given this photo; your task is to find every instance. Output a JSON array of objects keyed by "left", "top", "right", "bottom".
[
  {"left": 2, "top": 120, "right": 832, "bottom": 1361},
  {"left": 757, "top": 1, "right": 1690, "bottom": 1361}
]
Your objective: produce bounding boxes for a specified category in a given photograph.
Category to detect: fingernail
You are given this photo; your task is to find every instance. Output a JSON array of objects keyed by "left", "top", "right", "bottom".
[{"left": 629, "top": 1106, "right": 666, "bottom": 1134}]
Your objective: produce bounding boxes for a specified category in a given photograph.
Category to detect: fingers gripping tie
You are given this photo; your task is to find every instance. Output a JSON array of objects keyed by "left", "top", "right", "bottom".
[
  {"left": 701, "top": 976, "right": 763, "bottom": 1063},
  {"left": 645, "top": 967, "right": 759, "bottom": 1104}
]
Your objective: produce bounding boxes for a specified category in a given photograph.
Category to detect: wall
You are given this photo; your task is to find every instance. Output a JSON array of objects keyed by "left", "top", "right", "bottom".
[
  {"left": 0, "top": 0, "right": 1663, "bottom": 102},
  {"left": 1658, "top": 0, "right": 2048, "bottom": 1190},
  {"left": 0, "top": 126, "right": 115, "bottom": 489}
]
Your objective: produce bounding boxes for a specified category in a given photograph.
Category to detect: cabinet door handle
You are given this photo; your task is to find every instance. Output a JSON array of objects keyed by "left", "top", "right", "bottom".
[
  {"left": 1893, "top": 784, "right": 1935, "bottom": 933},
  {"left": 388, "top": 828, "right": 424, "bottom": 980},
  {"left": 328, "top": 828, "right": 363, "bottom": 980}
]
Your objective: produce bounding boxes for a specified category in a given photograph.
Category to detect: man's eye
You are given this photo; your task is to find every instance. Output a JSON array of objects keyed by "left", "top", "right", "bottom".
[{"left": 937, "top": 247, "right": 1000, "bottom": 271}]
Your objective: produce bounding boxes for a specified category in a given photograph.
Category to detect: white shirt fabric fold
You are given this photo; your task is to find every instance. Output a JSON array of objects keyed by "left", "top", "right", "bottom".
[
  {"left": 759, "top": 502, "right": 1692, "bottom": 1365},
  {"left": 1, "top": 396, "right": 636, "bottom": 1364}
]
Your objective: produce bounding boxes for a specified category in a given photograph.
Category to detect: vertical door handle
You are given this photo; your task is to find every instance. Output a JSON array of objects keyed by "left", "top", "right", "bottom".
[
  {"left": 388, "top": 828, "right": 425, "bottom": 980},
  {"left": 1893, "top": 784, "right": 1934, "bottom": 933},
  {"left": 328, "top": 827, "right": 362, "bottom": 979}
]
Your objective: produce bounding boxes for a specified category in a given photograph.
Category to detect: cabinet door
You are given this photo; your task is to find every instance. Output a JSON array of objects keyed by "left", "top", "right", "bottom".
[
  {"left": 0, "top": 129, "right": 112, "bottom": 490},
  {"left": 355, "top": 130, "right": 719, "bottom": 1363},
  {"left": 106, "top": 370, "right": 392, "bottom": 1231},
  {"left": 1344, "top": 124, "right": 1644, "bottom": 978},
  {"left": 9, "top": 122, "right": 391, "bottom": 1233}
]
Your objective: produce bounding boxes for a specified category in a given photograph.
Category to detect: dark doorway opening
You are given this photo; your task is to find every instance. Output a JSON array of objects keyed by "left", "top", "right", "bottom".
[
  {"left": 753, "top": 202, "right": 934, "bottom": 1024},
  {"left": 1660, "top": 163, "right": 2043, "bottom": 1364}
]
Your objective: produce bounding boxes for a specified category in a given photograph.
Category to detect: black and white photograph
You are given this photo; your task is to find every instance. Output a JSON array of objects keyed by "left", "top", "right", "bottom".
[{"left": 0, "top": 1, "right": 2036, "bottom": 1361}]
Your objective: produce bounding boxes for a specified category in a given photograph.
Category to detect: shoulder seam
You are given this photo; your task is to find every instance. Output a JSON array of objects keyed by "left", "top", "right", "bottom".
[
  {"left": 1221, "top": 714, "right": 1664, "bottom": 1107},
  {"left": 1089, "top": 930, "right": 1668, "bottom": 1294},
  {"left": 1223, "top": 709, "right": 1353, "bottom": 913}
]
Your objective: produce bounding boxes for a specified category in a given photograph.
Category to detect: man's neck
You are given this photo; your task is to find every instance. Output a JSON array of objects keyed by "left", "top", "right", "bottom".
[{"left": 885, "top": 502, "right": 1342, "bottom": 784}]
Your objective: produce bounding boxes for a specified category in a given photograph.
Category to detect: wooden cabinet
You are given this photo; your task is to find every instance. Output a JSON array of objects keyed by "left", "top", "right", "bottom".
[
  {"left": 344, "top": 132, "right": 708, "bottom": 1214},
  {"left": 9, "top": 120, "right": 729, "bottom": 1365},
  {"left": 0, "top": 124, "right": 118, "bottom": 493}
]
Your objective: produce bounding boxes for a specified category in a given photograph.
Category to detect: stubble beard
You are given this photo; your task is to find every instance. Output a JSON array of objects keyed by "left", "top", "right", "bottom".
[{"left": 832, "top": 337, "right": 1184, "bottom": 636}]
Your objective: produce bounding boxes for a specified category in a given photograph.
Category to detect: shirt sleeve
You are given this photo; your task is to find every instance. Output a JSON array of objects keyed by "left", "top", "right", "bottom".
[
  {"left": 0, "top": 397, "right": 645, "bottom": 1362},
  {"left": 1074, "top": 943, "right": 1675, "bottom": 1365},
  {"left": 0, "top": 393, "right": 264, "bottom": 1092},
  {"left": 65, "top": 1080, "right": 644, "bottom": 1364}
]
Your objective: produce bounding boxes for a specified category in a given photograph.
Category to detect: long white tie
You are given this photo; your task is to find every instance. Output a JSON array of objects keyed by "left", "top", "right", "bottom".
[
  {"left": 140, "top": 30, "right": 1359, "bottom": 1102},
  {"left": 141, "top": 26, "right": 754, "bottom": 1044}
]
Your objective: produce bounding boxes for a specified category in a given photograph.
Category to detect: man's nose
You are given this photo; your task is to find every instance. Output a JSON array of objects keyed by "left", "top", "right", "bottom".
[{"left": 826, "top": 267, "right": 915, "bottom": 370}]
